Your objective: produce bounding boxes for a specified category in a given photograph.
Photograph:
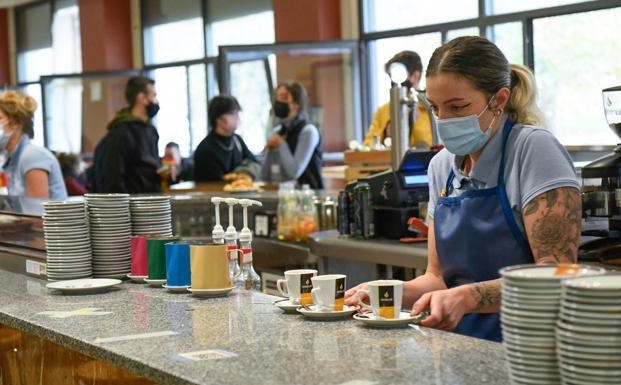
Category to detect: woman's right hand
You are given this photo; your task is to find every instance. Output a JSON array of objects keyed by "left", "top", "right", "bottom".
[{"left": 344, "top": 282, "right": 368, "bottom": 307}]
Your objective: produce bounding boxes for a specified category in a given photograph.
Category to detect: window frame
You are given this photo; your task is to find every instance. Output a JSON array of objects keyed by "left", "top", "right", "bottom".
[
  {"left": 359, "top": 0, "right": 621, "bottom": 146},
  {"left": 217, "top": 39, "right": 367, "bottom": 158}
]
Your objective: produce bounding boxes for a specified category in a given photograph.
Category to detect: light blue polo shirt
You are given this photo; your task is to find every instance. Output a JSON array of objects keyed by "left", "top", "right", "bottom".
[
  {"left": 427, "top": 115, "right": 580, "bottom": 234},
  {"left": 5, "top": 134, "right": 67, "bottom": 200}
]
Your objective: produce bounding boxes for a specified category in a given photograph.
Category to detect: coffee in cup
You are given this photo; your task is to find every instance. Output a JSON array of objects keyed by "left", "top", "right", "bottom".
[
  {"left": 355, "top": 279, "right": 403, "bottom": 319},
  {"left": 311, "top": 274, "right": 346, "bottom": 311},
  {"left": 277, "top": 269, "right": 317, "bottom": 305}
]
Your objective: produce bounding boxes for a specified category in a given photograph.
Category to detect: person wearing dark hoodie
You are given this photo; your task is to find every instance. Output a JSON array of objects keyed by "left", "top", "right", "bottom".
[
  {"left": 193, "top": 95, "right": 259, "bottom": 182},
  {"left": 93, "top": 76, "right": 162, "bottom": 193}
]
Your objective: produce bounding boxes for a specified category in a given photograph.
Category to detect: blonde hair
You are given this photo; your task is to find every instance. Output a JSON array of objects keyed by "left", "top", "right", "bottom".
[
  {"left": 427, "top": 36, "right": 545, "bottom": 127},
  {"left": 508, "top": 64, "right": 545, "bottom": 126},
  {"left": 0, "top": 90, "right": 37, "bottom": 138}
]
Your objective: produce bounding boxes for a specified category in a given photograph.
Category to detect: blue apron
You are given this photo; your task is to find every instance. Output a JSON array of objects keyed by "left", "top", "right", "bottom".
[{"left": 434, "top": 119, "right": 533, "bottom": 342}]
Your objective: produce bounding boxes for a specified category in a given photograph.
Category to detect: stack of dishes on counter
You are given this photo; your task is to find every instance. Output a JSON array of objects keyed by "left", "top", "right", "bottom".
[
  {"left": 557, "top": 274, "right": 621, "bottom": 384},
  {"left": 129, "top": 196, "right": 173, "bottom": 237},
  {"left": 499, "top": 264, "right": 605, "bottom": 385},
  {"left": 42, "top": 200, "right": 92, "bottom": 280},
  {"left": 85, "top": 194, "right": 132, "bottom": 278}
]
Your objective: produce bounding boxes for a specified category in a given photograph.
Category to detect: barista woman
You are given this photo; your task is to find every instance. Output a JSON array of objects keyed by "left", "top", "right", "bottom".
[
  {"left": 345, "top": 36, "right": 581, "bottom": 342},
  {"left": 261, "top": 81, "right": 323, "bottom": 189},
  {"left": 0, "top": 91, "right": 67, "bottom": 199}
]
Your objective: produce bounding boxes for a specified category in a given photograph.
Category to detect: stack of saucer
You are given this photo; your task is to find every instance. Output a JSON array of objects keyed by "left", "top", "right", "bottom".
[
  {"left": 557, "top": 274, "right": 621, "bottom": 384},
  {"left": 129, "top": 196, "right": 173, "bottom": 237},
  {"left": 42, "top": 200, "right": 92, "bottom": 280},
  {"left": 499, "top": 264, "right": 605, "bottom": 385},
  {"left": 85, "top": 194, "right": 132, "bottom": 278}
]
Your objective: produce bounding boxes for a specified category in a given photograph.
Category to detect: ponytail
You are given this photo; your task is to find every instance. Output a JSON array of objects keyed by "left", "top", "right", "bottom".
[{"left": 508, "top": 64, "right": 545, "bottom": 126}]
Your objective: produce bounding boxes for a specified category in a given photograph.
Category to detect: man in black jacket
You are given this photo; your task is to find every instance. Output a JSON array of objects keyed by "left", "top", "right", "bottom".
[{"left": 99, "top": 76, "right": 162, "bottom": 193}]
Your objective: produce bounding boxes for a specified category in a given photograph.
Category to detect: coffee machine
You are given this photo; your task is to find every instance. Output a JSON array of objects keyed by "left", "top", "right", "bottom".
[{"left": 579, "top": 86, "right": 621, "bottom": 265}]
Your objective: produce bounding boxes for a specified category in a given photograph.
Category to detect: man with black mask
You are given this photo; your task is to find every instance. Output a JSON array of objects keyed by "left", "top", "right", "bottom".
[
  {"left": 98, "top": 76, "right": 163, "bottom": 193},
  {"left": 363, "top": 50, "right": 435, "bottom": 149},
  {"left": 261, "top": 81, "right": 323, "bottom": 189}
]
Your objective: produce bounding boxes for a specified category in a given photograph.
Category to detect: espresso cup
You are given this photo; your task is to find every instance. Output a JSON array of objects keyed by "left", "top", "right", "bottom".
[
  {"left": 277, "top": 269, "right": 318, "bottom": 305},
  {"left": 130, "top": 236, "right": 148, "bottom": 276},
  {"left": 147, "top": 236, "right": 180, "bottom": 280},
  {"left": 311, "top": 274, "right": 346, "bottom": 311},
  {"left": 355, "top": 280, "right": 403, "bottom": 319},
  {"left": 189, "top": 244, "right": 231, "bottom": 289},
  {"left": 165, "top": 241, "right": 192, "bottom": 287}
]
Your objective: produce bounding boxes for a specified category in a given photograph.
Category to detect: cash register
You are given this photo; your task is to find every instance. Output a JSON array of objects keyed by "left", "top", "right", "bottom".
[{"left": 362, "top": 149, "right": 437, "bottom": 239}]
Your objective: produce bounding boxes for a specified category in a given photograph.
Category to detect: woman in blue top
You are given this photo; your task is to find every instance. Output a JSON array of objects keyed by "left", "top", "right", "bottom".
[
  {"left": 0, "top": 91, "right": 67, "bottom": 200},
  {"left": 346, "top": 36, "right": 581, "bottom": 342}
]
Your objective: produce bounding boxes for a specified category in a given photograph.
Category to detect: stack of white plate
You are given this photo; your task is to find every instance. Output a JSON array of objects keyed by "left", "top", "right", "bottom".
[
  {"left": 557, "top": 274, "right": 621, "bottom": 385},
  {"left": 129, "top": 196, "right": 173, "bottom": 237},
  {"left": 499, "top": 264, "right": 605, "bottom": 385},
  {"left": 42, "top": 200, "right": 92, "bottom": 280},
  {"left": 85, "top": 194, "right": 132, "bottom": 278}
]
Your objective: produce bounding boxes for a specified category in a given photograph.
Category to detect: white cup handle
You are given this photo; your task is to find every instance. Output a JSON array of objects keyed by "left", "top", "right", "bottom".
[
  {"left": 277, "top": 279, "right": 288, "bottom": 298},
  {"left": 355, "top": 289, "right": 372, "bottom": 310},
  {"left": 311, "top": 287, "right": 321, "bottom": 307}
]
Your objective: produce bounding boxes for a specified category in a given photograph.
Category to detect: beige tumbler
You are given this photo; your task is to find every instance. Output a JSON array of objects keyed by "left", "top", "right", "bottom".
[{"left": 190, "top": 244, "right": 231, "bottom": 289}]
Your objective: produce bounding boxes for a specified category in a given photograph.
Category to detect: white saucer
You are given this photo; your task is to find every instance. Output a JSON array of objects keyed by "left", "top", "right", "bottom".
[
  {"left": 163, "top": 284, "right": 190, "bottom": 293},
  {"left": 187, "top": 287, "right": 234, "bottom": 297},
  {"left": 144, "top": 278, "right": 166, "bottom": 287},
  {"left": 353, "top": 311, "right": 425, "bottom": 328},
  {"left": 296, "top": 305, "right": 357, "bottom": 320},
  {"left": 273, "top": 298, "right": 303, "bottom": 313},
  {"left": 126, "top": 273, "right": 147, "bottom": 283},
  {"left": 46, "top": 278, "right": 121, "bottom": 294}
]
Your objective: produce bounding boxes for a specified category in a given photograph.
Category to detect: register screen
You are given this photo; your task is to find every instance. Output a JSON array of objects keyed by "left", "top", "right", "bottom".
[{"left": 403, "top": 174, "right": 428, "bottom": 186}]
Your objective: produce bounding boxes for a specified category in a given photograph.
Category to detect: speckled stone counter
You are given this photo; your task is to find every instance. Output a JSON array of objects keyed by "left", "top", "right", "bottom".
[{"left": 0, "top": 269, "right": 509, "bottom": 385}]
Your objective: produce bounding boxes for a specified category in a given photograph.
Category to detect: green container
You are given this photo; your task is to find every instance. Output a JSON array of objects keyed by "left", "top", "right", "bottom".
[{"left": 147, "top": 236, "right": 180, "bottom": 279}]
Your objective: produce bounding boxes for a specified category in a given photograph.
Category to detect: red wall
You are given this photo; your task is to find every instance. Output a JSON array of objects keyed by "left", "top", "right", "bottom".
[
  {"left": 0, "top": 9, "right": 11, "bottom": 85},
  {"left": 273, "top": 0, "right": 341, "bottom": 42},
  {"left": 78, "top": 0, "right": 133, "bottom": 71}
]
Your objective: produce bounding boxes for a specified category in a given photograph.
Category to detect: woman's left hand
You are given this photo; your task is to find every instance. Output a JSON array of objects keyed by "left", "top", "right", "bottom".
[
  {"left": 266, "top": 135, "right": 284, "bottom": 149},
  {"left": 410, "top": 286, "right": 476, "bottom": 331}
]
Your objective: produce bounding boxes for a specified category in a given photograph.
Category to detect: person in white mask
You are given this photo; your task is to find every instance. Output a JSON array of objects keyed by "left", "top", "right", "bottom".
[
  {"left": 0, "top": 91, "right": 67, "bottom": 199},
  {"left": 346, "top": 36, "right": 580, "bottom": 342}
]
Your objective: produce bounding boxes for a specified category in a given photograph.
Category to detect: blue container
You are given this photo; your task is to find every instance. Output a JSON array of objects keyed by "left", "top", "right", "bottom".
[{"left": 165, "top": 242, "right": 192, "bottom": 287}]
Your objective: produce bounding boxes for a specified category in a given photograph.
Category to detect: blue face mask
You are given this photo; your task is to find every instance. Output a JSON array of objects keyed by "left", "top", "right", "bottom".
[
  {"left": 0, "top": 123, "right": 13, "bottom": 151},
  {"left": 436, "top": 98, "right": 499, "bottom": 156}
]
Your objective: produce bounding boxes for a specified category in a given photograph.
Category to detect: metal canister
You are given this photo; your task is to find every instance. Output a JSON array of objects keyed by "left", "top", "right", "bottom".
[
  {"left": 337, "top": 191, "right": 350, "bottom": 235},
  {"left": 322, "top": 196, "right": 337, "bottom": 230},
  {"left": 354, "top": 182, "right": 375, "bottom": 239}
]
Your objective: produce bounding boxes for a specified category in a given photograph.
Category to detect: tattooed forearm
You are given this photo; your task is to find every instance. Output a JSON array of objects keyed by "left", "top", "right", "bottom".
[
  {"left": 523, "top": 187, "right": 581, "bottom": 264},
  {"left": 469, "top": 280, "right": 501, "bottom": 311}
]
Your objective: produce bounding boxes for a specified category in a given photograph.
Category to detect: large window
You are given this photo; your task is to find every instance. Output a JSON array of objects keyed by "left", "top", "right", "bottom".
[
  {"left": 16, "top": 0, "right": 82, "bottom": 83},
  {"left": 141, "top": 0, "right": 275, "bottom": 156},
  {"left": 219, "top": 42, "right": 363, "bottom": 154},
  {"left": 534, "top": 7, "right": 621, "bottom": 145},
  {"left": 142, "top": 0, "right": 204, "bottom": 65},
  {"left": 361, "top": 0, "right": 621, "bottom": 146},
  {"left": 362, "top": 0, "right": 478, "bottom": 33}
]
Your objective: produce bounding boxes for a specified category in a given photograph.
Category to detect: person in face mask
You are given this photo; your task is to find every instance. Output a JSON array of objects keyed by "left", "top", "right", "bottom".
[
  {"left": 362, "top": 50, "right": 435, "bottom": 149},
  {"left": 0, "top": 91, "right": 67, "bottom": 199},
  {"left": 93, "top": 76, "right": 163, "bottom": 193},
  {"left": 193, "top": 95, "right": 259, "bottom": 182},
  {"left": 261, "top": 81, "right": 323, "bottom": 189},
  {"left": 346, "top": 36, "right": 581, "bottom": 342}
]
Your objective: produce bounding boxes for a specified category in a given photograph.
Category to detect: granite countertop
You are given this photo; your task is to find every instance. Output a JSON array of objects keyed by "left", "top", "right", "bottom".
[{"left": 0, "top": 269, "right": 509, "bottom": 385}]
